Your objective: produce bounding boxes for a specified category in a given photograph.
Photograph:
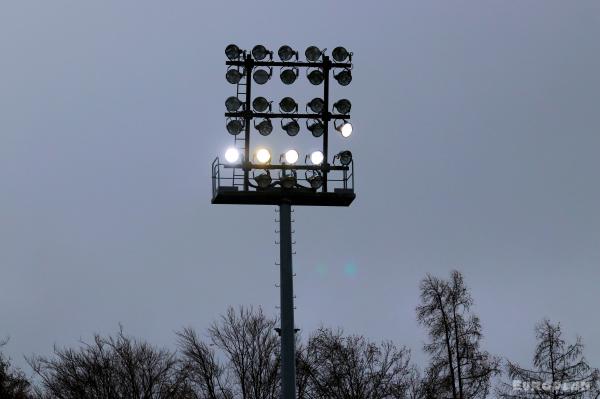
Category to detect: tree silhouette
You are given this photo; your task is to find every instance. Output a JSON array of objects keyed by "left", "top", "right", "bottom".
[
  {"left": 27, "top": 327, "right": 188, "bottom": 399},
  {"left": 0, "top": 339, "right": 30, "bottom": 399},
  {"left": 298, "top": 327, "right": 414, "bottom": 399},
  {"left": 417, "top": 270, "right": 499, "bottom": 399},
  {"left": 177, "top": 306, "right": 279, "bottom": 399},
  {"left": 177, "top": 307, "right": 416, "bottom": 399},
  {"left": 498, "top": 319, "right": 599, "bottom": 399},
  {"left": 3, "top": 275, "right": 598, "bottom": 399},
  {"left": 176, "top": 327, "right": 233, "bottom": 399}
]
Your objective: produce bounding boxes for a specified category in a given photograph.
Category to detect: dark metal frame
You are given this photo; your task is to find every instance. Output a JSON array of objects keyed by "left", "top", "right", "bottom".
[
  {"left": 217, "top": 52, "right": 354, "bottom": 204},
  {"left": 211, "top": 157, "right": 355, "bottom": 206}
]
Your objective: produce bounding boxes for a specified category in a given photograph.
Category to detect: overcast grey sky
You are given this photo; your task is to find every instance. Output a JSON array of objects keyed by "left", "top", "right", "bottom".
[{"left": 1, "top": 1, "right": 599, "bottom": 372}]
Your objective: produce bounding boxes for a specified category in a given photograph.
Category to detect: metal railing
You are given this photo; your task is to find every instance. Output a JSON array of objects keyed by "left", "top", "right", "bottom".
[{"left": 212, "top": 157, "right": 354, "bottom": 200}]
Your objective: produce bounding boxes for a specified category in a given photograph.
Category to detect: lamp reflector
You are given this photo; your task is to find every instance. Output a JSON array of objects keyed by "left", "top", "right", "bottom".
[
  {"left": 255, "top": 119, "right": 273, "bottom": 136},
  {"left": 280, "top": 68, "right": 298, "bottom": 85},
  {"left": 279, "top": 97, "right": 297, "bottom": 113},
  {"left": 281, "top": 175, "right": 297, "bottom": 189},
  {"left": 282, "top": 120, "right": 300, "bottom": 136},
  {"left": 252, "top": 97, "right": 270, "bottom": 112},
  {"left": 225, "top": 44, "right": 242, "bottom": 60},
  {"left": 332, "top": 46, "right": 350, "bottom": 62},
  {"left": 334, "top": 69, "right": 352, "bottom": 86},
  {"left": 278, "top": 45, "right": 296, "bottom": 61},
  {"left": 307, "top": 70, "right": 324, "bottom": 85},
  {"left": 252, "top": 45, "right": 270, "bottom": 60},
  {"left": 307, "top": 98, "right": 325, "bottom": 113},
  {"left": 333, "top": 99, "right": 351, "bottom": 114},
  {"left": 226, "top": 119, "right": 244, "bottom": 135},
  {"left": 308, "top": 175, "right": 323, "bottom": 189},
  {"left": 308, "top": 121, "right": 325, "bottom": 137},
  {"left": 225, "top": 96, "right": 242, "bottom": 112},
  {"left": 226, "top": 69, "right": 243, "bottom": 84},
  {"left": 255, "top": 173, "right": 272, "bottom": 189},
  {"left": 305, "top": 46, "right": 322, "bottom": 62},
  {"left": 253, "top": 69, "right": 271, "bottom": 85},
  {"left": 338, "top": 150, "right": 353, "bottom": 166}
]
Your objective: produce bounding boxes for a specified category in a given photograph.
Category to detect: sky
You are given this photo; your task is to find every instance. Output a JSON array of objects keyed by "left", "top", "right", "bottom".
[{"left": 1, "top": 0, "right": 599, "bottom": 373}]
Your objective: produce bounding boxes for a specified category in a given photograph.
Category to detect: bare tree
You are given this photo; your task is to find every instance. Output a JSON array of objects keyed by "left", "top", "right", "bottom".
[
  {"left": 28, "top": 327, "right": 188, "bottom": 399},
  {"left": 498, "top": 319, "right": 599, "bottom": 399},
  {"left": 0, "top": 339, "right": 30, "bottom": 399},
  {"left": 178, "top": 306, "right": 279, "bottom": 399},
  {"left": 404, "top": 366, "right": 426, "bottom": 399},
  {"left": 178, "top": 308, "right": 417, "bottom": 399},
  {"left": 298, "top": 327, "right": 413, "bottom": 399},
  {"left": 417, "top": 270, "right": 499, "bottom": 399},
  {"left": 176, "top": 327, "right": 233, "bottom": 399},
  {"left": 295, "top": 340, "right": 313, "bottom": 399}
]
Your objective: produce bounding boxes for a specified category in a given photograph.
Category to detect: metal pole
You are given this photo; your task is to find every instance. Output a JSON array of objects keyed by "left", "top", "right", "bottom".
[
  {"left": 322, "top": 55, "right": 330, "bottom": 192},
  {"left": 279, "top": 201, "right": 296, "bottom": 399},
  {"left": 243, "top": 54, "right": 252, "bottom": 191}
]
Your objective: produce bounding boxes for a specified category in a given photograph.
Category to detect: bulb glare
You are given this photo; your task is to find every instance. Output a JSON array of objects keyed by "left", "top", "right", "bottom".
[
  {"left": 256, "top": 148, "right": 271, "bottom": 164},
  {"left": 341, "top": 122, "right": 353, "bottom": 138},
  {"left": 284, "top": 149, "right": 299, "bottom": 164},
  {"left": 225, "top": 148, "right": 240, "bottom": 163},
  {"left": 310, "top": 151, "right": 324, "bottom": 165}
]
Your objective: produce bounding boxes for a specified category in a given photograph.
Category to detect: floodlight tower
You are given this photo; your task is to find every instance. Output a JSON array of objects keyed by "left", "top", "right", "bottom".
[{"left": 212, "top": 44, "right": 355, "bottom": 399}]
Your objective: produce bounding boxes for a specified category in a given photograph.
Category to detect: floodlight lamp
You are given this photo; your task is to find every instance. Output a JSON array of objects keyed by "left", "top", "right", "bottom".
[
  {"left": 279, "top": 97, "right": 298, "bottom": 113},
  {"left": 226, "top": 119, "right": 244, "bottom": 135},
  {"left": 278, "top": 45, "right": 297, "bottom": 61},
  {"left": 307, "top": 69, "right": 324, "bottom": 85},
  {"left": 282, "top": 120, "right": 300, "bottom": 136},
  {"left": 280, "top": 175, "right": 297, "bottom": 189},
  {"left": 253, "top": 68, "right": 272, "bottom": 85},
  {"left": 332, "top": 46, "right": 351, "bottom": 62},
  {"left": 335, "top": 120, "right": 353, "bottom": 138},
  {"left": 255, "top": 119, "right": 273, "bottom": 136},
  {"left": 225, "top": 44, "right": 242, "bottom": 60},
  {"left": 252, "top": 96, "right": 270, "bottom": 112},
  {"left": 225, "top": 96, "right": 242, "bottom": 112},
  {"left": 308, "top": 174, "right": 323, "bottom": 189},
  {"left": 309, "top": 150, "right": 324, "bottom": 165},
  {"left": 340, "top": 122, "right": 352, "bottom": 137},
  {"left": 334, "top": 69, "right": 352, "bottom": 86},
  {"left": 226, "top": 68, "right": 244, "bottom": 84},
  {"left": 224, "top": 147, "right": 240, "bottom": 163},
  {"left": 284, "top": 149, "right": 299, "bottom": 164},
  {"left": 333, "top": 99, "right": 351, "bottom": 114},
  {"left": 252, "top": 45, "right": 272, "bottom": 61},
  {"left": 280, "top": 68, "right": 298, "bottom": 85},
  {"left": 305, "top": 46, "right": 322, "bottom": 62},
  {"left": 307, "top": 120, "right": 325, "bottom": 137},
  {"left": 307, "top": 98, "right": 325, "bottom": 114},
  {"left": 337, "top": 150, "right": 353, "bottom": 166},
  {"left": 255, "top": 148, "right": 271, "bottom": 164},
  {"left": 254, "top": 172, "right": 272, "bottom": 189}
]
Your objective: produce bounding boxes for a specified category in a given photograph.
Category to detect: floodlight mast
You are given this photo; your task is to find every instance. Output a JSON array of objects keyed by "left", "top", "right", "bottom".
[{"left": 214, "top": 45, "right": 355, "bottom": 399}]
